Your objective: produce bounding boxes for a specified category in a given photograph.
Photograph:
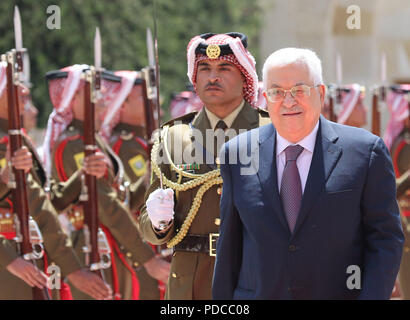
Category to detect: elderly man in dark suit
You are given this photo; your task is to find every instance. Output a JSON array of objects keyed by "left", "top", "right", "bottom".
[{"left": 212, "top": 47, "right": 404, "bottom": 300}]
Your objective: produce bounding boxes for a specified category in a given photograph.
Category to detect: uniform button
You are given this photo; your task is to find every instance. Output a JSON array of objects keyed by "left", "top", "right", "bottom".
[
  {"left": 133, "top": 262, "right": 139, "bottom": 267},
  {"left": 172, "top": 272, "right": 177, "bottom": 278},
  {"left": 405, "top": 247, "right": 410, "bottom": 253},
  {"left": 289, "top": 245, "right": 296, "bottom": 252},
  {"left": 68, "top": 126, "right": 74, "bottom": 131},
  {"left": 126, "top": 252, "right": 132, "bottom": 258},
  {"left": 214, "top": 218, "right": 221, "bottom": 226},
  {"left": 217, "top": 187, "right": 222, "bottom": 195}
]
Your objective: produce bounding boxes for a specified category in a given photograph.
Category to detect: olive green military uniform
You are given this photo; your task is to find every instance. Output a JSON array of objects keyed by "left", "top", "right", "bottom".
[
  {"left": 0, "top": 118, "right": 82, "bottom": 300},
  {"left": 392, "top": 129, "right": 410, "bottom": 298},
  {"left": 109, "top": 122, "right": 161, "bottom": 300},
  {"left": 139, "top": 103, "right": 271, "bottom": 300},
  {"left": 50, "top": 119, "right": 155, "bottom": 300}
]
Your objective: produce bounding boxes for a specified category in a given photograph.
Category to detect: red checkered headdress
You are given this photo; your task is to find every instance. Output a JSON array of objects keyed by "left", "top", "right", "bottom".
[
  {"left": 99, "top": 70, "right": 139, "bottom": 141},
  {"left": 169, "top": 90, "right": 203, "bottom": 118},
  {"left": 337, "top": 84, "right": 365, "bottom": 124},
  {"left": 187, "top": 32, "right": 258, "bottom": 107},
  {"left": 43, "top": 64, "right": 89, "bottom": 175}
]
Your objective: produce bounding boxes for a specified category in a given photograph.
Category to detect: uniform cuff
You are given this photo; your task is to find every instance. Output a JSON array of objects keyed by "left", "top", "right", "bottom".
[
  {"left": 50, "top": 251, "right": 82, "bottom": 277},
  {"left": 0, "top": 238, "right": 19, "bottom": 270}
]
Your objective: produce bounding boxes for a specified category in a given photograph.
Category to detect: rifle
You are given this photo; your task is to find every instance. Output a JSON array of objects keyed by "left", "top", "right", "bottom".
[
  {"left": 3, "top": 7, "right": 50, "bottom": 300},
  {"left": 81, "top": 28, "right": 111, "bottom": 279},
  {"left": 326, "top": 84, "right": 337, "bottom": 122},
  {"left": 371, "top": 86, "right": 381, "bottom": 136},
  {"left": 142, "top": 28, "right": 159, "bottom": 154},
  {"left": 372, "top": 53, "right": 388, "bottom": 136}
]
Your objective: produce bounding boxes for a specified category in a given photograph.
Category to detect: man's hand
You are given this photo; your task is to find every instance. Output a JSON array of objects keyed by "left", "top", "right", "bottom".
[
  {"left": 82, "top": 151, "right": 111, "bottom": 179},
  {"left": 146, "top": 188, "right": 175, "bottom": 229},
  {"left": 143, "top": 256, "right": 171, "bottom": 283},
  {"left": 67, "top": 268, "right": 113, "bottom": 300},
  {"left": 6, "top": 257, "right": 48, "bottom": 288},
  {"left": 1, "top": 146, "right": 33, "bottom": 184}
]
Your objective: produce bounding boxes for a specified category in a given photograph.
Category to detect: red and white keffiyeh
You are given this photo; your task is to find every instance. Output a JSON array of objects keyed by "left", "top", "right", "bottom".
[
  {"left": 337, "top": 84, "right": 364, "bottom": 124},
  {"left": 169, "top": 90, "right": 203, "bottom": 118},
  {"left": 99, "top": 71, "right": 139, "bottom": 141},
  {"left": 383, "top": 84, "right": 410, "bottom": 150},
  {"left": 43, "top": 64, "right": 88, "bottom": 175},
  {"left": 187, "top": 33, "right": 258, "bottom": 107}
]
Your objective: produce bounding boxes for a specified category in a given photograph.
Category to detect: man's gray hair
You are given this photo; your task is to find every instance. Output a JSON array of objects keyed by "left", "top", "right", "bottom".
[{"left": 262, "top": 48, "right": 323, "bottom": 90}]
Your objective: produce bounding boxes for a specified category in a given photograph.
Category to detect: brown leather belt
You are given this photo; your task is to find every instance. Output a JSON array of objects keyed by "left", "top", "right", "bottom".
[{"left": 174, "top": 233, "right": 219, "bottom": 257}]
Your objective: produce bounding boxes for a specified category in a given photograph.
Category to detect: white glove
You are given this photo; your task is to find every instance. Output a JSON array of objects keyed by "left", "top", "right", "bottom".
[{"left": 146, "top": 188, "right": 175, "bottom": 229}]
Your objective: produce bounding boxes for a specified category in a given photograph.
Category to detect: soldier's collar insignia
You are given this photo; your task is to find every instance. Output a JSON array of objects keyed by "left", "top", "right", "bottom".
[{"left": 206, "top": 44, "right": 221, "bottom": 59}]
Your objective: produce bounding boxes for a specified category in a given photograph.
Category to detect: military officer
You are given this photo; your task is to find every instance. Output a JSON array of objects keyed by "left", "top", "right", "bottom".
[
  {"left": 0, "top": 61, "right": 112, "bottom": 300},
  {"left": 139, "top": 32, "right": 271, "bottom": 299},
  {"left": 43, "top": 65, "right": 168, "bottom": 300},
  {"left": 384, "top": 84, "right": 410, "bottom": 299}
]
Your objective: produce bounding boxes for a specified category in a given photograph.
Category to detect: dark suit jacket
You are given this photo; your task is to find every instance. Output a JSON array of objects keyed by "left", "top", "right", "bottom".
[{"left": 212, "top": 116, "right": 404, "bottom": 300}]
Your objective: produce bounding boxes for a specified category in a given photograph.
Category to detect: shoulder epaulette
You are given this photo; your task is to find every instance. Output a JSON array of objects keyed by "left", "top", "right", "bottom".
[{"left": 161, "top": 111, "right": 199, "bottom": 128}]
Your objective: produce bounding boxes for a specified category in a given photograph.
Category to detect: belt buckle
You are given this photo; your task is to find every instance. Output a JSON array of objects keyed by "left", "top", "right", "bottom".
[{"left": 209, "top": 233, "right": 219, "bottom": 257}]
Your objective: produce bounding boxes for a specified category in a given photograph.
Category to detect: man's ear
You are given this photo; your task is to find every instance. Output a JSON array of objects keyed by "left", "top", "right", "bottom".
[{"left": 318, "top": 84, "right": 326, "bottom": 105}]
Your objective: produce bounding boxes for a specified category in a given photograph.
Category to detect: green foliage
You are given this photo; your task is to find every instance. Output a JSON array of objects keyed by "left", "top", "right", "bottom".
[{"left": 0, "top": 0, "right": 262, "bottom": 127}]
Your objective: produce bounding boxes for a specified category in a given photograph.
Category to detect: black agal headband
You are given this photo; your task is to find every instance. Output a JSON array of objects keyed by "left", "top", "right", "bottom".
[{"left": 195, "top": 32, "right": 248, "bottom": 59}]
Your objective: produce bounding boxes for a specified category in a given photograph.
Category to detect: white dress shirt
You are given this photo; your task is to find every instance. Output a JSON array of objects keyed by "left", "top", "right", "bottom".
[{"left": 276, "top": 121, "right": 319, "bottom": 194}]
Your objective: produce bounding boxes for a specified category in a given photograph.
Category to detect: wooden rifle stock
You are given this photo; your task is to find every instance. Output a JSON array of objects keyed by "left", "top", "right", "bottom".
[
  {"left": 141, "top": 76, "right": 157, "bottom": 155},
  {"left": 5, "top": 52, "right": 49, "bottom": 300},
  {"left": 371, "top": 88, "right": 381, "bottom": 136},
  {"left": 83, "top": 70, "right": 103, "bottom": 279},
  {"left": 328, "top": 94, "right": 337, "bottom": 122}
]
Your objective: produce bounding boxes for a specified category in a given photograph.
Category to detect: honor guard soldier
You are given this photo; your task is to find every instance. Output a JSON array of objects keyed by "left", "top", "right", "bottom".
[
  {"left": 169, "top": 85, "right": 203, "bottom": 119},
  {"left": 99, "top": 70, "right": 171, "bottom": 299},
  {"left": 0, "top": 60, "right": 112, "bottom": 300},
  {"left": 323, "top": 83, "right": 367, "bottom": 128},
  {"left": 43, "top": 65, "right": 162, "bottom": 300},
  {"left": 139, "top": 32, "right": 271, "bottom": 299},
  {"left": 384, "top": 84, "right": 410, "bottom": 299}
]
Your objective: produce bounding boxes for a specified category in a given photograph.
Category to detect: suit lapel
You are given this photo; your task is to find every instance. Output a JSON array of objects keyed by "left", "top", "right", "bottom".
[
  {"left": 256, "top": 124, "right": 290, "bottom": 233},
  {"left": 292, "top": 116, "right": 342, "bottom": 237}
]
